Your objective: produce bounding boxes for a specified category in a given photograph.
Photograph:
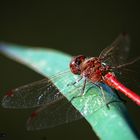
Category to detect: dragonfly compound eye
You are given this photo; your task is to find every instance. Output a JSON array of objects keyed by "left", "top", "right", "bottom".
[{"left": 70, "top": 55, "right": 86, "bottom": 75}]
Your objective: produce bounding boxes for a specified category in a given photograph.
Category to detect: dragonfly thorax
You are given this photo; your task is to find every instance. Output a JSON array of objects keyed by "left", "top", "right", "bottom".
[{"left": 70, "top": 56, "right": 111, "bottom": 83}]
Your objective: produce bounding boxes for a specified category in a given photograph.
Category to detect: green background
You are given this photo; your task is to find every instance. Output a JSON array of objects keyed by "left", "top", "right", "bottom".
[{"left": 0, "top": 1, "right": 140, "bottom": 140}]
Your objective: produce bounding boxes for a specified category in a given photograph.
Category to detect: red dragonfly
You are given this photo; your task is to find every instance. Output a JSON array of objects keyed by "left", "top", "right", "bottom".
[{"left": 2, "top": 33, "right": 140, "bottom": 130}]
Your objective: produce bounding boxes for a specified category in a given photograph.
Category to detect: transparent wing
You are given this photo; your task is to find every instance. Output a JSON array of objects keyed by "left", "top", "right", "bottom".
[
  {"left": 99, "top": 33, "right": 140, "bottom": 96},
  {"left": 27, "top": 95, "right": 83, "bottom": 130},
  {"left": 26, "top": 83, "right": 121, "bottom": 130},
  {"left": 115, "top": 60, "right": 140, "bottom": 96},
  {"left": 2, "top": 70, "right": 78, "bottom": 109},
  {"left": 99, "top": 33, "right": 130, "bottom": 66}
]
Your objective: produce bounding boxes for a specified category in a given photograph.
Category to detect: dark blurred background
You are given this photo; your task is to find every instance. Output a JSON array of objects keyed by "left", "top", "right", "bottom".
[{"left": 0, "top": 1, "right": 140, "bottom": 140}]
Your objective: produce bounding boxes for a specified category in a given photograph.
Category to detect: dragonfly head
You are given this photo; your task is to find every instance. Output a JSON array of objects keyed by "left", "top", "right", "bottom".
[{"left": 70, "top": 55, "right": 86, "bottom": 75}]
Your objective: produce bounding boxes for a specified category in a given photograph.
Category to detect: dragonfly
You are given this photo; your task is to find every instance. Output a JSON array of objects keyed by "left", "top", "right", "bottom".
[{"left": 2, "top": 33, "right": 140, "bottom": 130}]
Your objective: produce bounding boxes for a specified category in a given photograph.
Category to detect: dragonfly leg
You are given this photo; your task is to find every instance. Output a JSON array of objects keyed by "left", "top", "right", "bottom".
[
  {"left": 105, "top": 89, "right": 126, "bottom": 106},
  {"left": 93, "top": 83, "right": 110, "bottom": 108},
  {"left": 106, "top": 100, "right": 123, "bottom": 107},
  {"left": 113, "top": 89, "right": 127, "bottom": 103},
  {"left": 81, "top": 82, "right": 110, "bottom": 108},
  {"left": 67, "top": 77, "right": 82, "bottom": 87},
  {"left": 70, "top": 78, "right": 87, "bottom": 102}
]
